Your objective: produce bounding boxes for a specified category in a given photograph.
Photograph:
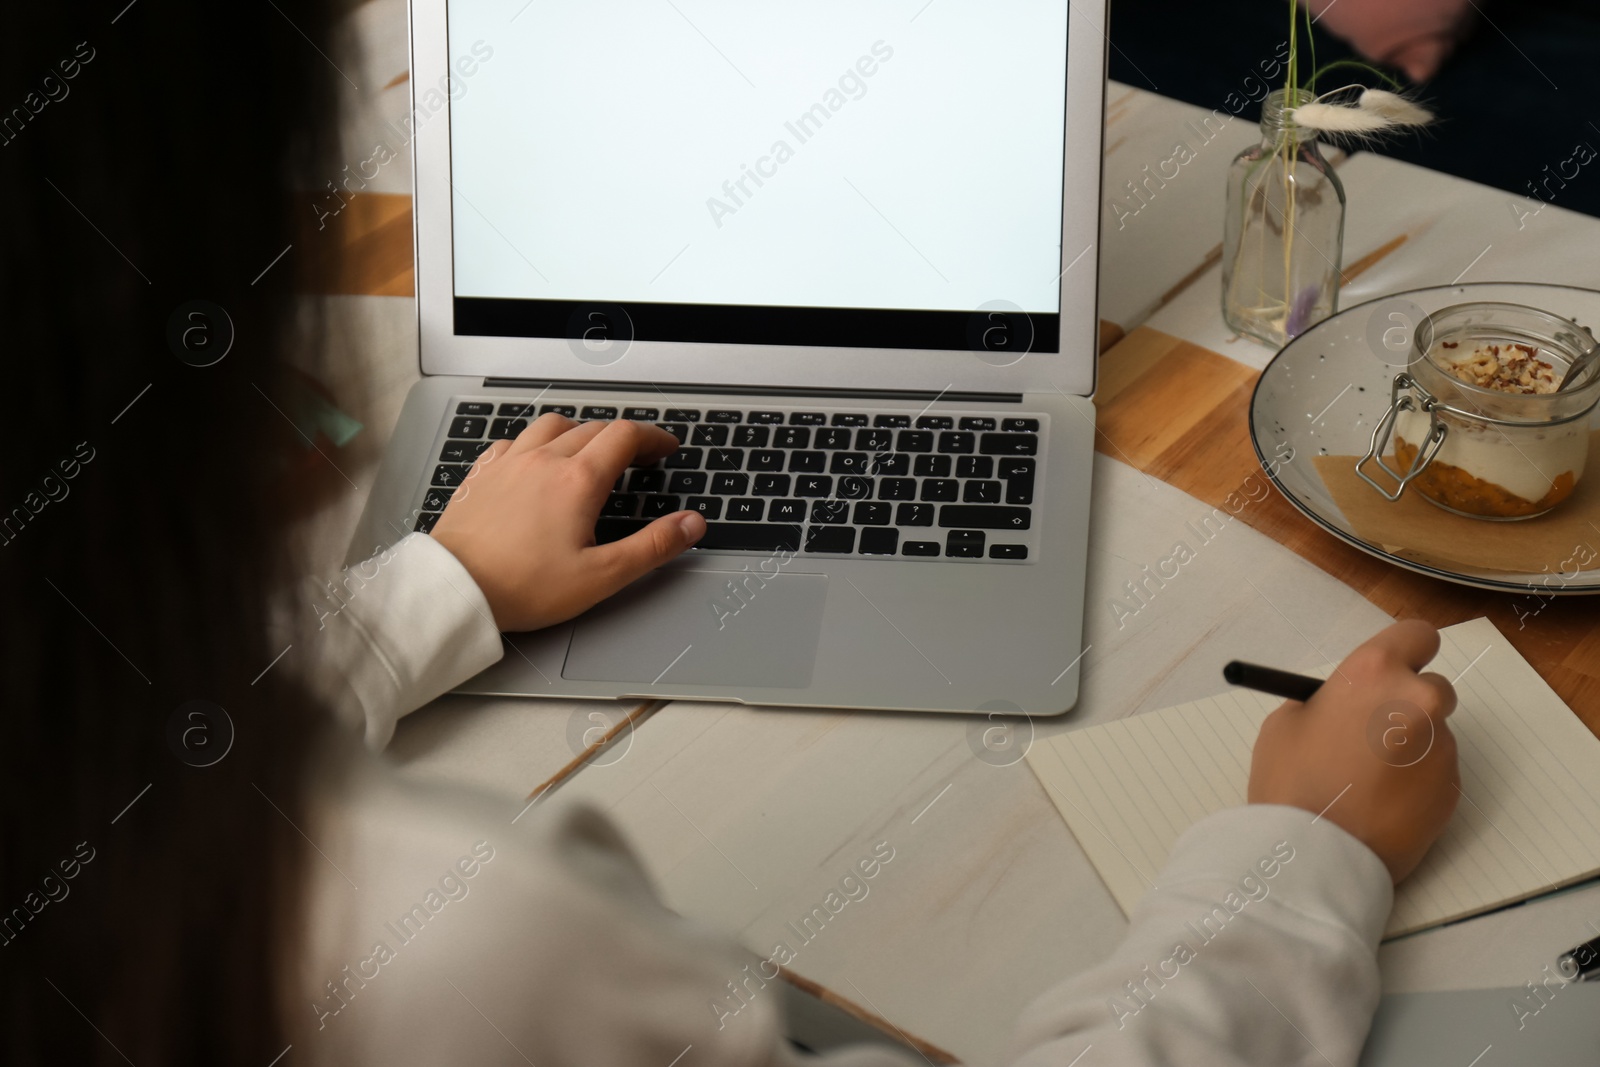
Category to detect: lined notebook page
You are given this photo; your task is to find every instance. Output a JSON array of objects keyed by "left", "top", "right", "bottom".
[{"left": 1028, "top": 618, "right": 1600, "bottom": 938}]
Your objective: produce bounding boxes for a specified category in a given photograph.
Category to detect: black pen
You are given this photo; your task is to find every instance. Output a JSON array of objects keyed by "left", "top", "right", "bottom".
[
  {"left": 1558, "top": 934, "right": 1600, "bottom": 981},
  {"left": 1223, "top": 661, "right": 1323, "bottom": 703}
]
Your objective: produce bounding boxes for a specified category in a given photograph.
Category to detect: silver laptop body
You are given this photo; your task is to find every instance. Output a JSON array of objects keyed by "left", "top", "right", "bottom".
[{"left": 349, "top": 0, "right": 1109, "bottom": 717}]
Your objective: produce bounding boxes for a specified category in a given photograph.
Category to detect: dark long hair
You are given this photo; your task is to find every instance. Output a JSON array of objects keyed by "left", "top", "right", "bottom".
[{"left": 1, "top": 2, "right": 339, "bottom": 1062}]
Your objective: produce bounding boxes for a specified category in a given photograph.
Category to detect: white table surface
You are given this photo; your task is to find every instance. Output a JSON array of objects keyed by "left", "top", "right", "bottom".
[{"left": 313, "top": 4, "right": 1600, "bottom": 1062}]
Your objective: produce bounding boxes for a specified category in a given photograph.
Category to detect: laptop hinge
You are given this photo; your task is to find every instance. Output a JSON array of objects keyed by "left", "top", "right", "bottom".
[{"left": 479, "top": 378, "right": 1024, "bottom": 404}]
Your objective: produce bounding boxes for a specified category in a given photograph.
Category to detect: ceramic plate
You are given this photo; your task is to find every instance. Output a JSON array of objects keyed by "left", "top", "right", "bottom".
[{"left": 1250, "top": 282, "right": 1600, "bottom": 594}]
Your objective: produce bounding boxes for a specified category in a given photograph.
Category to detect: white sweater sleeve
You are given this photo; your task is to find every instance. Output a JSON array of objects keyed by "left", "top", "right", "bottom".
[
  {"left": 1007, "top": 804, "right": 1393, "bottom": 1067},
  {"left": 305, "top": 533, "right": 504, "bottom": 749},
  {"left": 301, "top": 547, "right": 1393, "bottom": 1066}
]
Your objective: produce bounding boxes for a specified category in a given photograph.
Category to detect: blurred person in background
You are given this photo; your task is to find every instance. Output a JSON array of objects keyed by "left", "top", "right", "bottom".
[{"left": 1109, "top": 0, "right": 1600, "bottom": 216}]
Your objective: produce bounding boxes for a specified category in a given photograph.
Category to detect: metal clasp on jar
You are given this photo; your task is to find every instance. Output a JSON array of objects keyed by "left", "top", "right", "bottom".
[{"left": 1355, "top": 372, "right": 1449, "bottom": 501}]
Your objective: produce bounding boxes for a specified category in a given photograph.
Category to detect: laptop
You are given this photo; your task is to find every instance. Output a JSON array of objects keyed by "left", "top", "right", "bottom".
[{"left": 349, "top": 0, "right": 1108, "bottom": 716}]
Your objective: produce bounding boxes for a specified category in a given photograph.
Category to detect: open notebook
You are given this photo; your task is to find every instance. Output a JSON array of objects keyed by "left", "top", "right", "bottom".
[{"left": 1028, "top": 618, "right": 1600, "bottom": 938}]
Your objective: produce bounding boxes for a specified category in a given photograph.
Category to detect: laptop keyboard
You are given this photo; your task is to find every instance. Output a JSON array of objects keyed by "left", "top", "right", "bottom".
[{"left": 416, "top": 400, "right": 1045, "bottom": 562}]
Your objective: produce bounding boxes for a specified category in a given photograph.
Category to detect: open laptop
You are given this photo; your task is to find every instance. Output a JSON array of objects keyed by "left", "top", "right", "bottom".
[{"left": 349, "top": 0, "right": 1108, "bottom": 716}]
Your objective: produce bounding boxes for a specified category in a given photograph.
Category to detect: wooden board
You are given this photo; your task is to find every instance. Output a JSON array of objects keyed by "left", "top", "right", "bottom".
[
  {"left": 296, "top": 191, "right": 414, "bottom": 297},
  {"left": 1096, "top": 325, "right": 1600, "bottom": 740}
]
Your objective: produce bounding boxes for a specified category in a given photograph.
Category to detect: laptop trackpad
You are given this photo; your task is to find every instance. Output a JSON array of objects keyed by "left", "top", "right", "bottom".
[{"left": 562, "top": 570, "right": 827, "bottom": 689}]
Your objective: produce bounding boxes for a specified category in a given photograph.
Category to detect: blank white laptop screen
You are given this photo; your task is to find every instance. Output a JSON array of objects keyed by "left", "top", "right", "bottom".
[{"left": 446, "top": 1, "right": 1070, "bottom": 350}]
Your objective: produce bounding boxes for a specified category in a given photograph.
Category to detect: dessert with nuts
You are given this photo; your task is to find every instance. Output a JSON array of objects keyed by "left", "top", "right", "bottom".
[
  {"left": 1437, "top": 340, "right": 1560, "bottom": 394},
  {"left": 1393, "top": 339, "right": 1588, "bottom": 519}
]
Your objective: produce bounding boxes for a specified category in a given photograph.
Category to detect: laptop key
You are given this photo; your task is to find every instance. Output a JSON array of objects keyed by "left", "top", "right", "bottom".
[
  {"left": 959, "top": 416, "right": 997, "bottom": 431},
  {"left": 916, "top": 415, "right": 954, "bottom": 430},
  {"left": 490, "top": 417, "right": 527, "bottom": 439},
  {"left": 1000, "top": 458, "right": 1035, "bottom": 505},
  {"left": 938, "top": 505, "right": 1032, "bottom": 530},
  {"left": 998, "top": 457, "right": 1035, "bottom": 478},
  {"left": 830, "top": 452, "right": 869, "bottom": 474},
  {"left": 623, "top": 407, "right": 659, "bottom": 421},
  {"left": 456, "top": 401, "right": 494, "bottom": 416},
  {"left": 920, "top": 479, "right": 958, "bottom": 501},
  {"left": 664, "top": 447, "right": 703, "bottom": 469},
  {"left": 856, "top": 428, "right": 893, "bottom": 452},
  {"left": 874, "top": 414, "right": 912, "bottom": 428},
  {"left": 594, "top": 518, "right": 649, "bottom": 543},
  {"left": 859, "top": 528, "right": 899, "bottom": 555},
  {"left": 937, "top": 431, "right": 975, "bottom": 454},
  {"left": 732, "top": 425, "right": 769, "bottom": 447},
  {"left": 726, "top": 498, "right": 764, "bottom": 521},
  {"left": 990, "top": 544, "right": 1028, "bottom": 559},
  {"left": 902, "top": 540, "right": 940, "bottom": 556},
  {"left": 696, "top": 523, "right": 803, "bottom": 552},
  {"left": 789, "top": 412, "right": 826, "bottom": 425},
  {"left": 642, "top": 495, "right": 681, "bottom": 518},
  {"left": 1005, "top": 480, "right": 1034, "bottom": 506},
  {"left": 774, "top": 427, "right": 810, "bottom": 448},
  {"left": 449, "top": 416, "right": 487, "bottom": 438},
  {"left": 788, "top": 451, "right": 825, "bottom": 473},
  {"left": 768, "top": 499, "right": 805, "bottom": 522},
  {"left": 837, "top": 476, "right": 872, "bottom": 499},
  {"left": 415, "top": 512, "right": 441, "bottom": 533},
  {"left": 947, "top": 530, "right": 985, "bottom": 558},
  {"left": 753, "top": 474, "right": 790, "bottom": 496},
  {"left": 705, "top": 409, "right": 742, "bottom": 423},
  {"left": 539, "top": 404, "right": 577, "bottom": 417},
  {"left": 628, "top": 469, "right": 666, "bottom": 493},
  {"left": 806, "top": 526, "right": 856, "bottom": 553},
  {"left": 896, "top": 502, "right": 934, "bottom": 526},
  {"left": 870, "top": 453, "right": 909, "bottom": 476},
  {"left": 663, "top": 408, "right": 701, "bottom": 422},
  {"left": 980, "top": 433, "right": 1038, "bottom": 456},
  {"left": 668, "top": 471, "right": 707, "bottom": 494},
  {"left": 749, "top": 411, "right": 785, "bottom": 424},
  {"left": 423, "top": 488, "right": 453, "bottom": 511},
  {"left": 711, "top": 473, "right": 749, "bottom": 495},
  {"left": 747, "top": 449, "right": 785, "bottom": 471},
  {"left": 878, "top": 477, "right": 917, "bottom": 500},
  {"left": 603, "top": 493, "right": 637, "bottom": 517},
  {"left": 957, "top": 456, "right": 994, "bottom": 479},
  {"left": 963, "top": 480, "right": 1002, "bottom": 503},
  {"left": 854, "top": 502, "right": 891, "bottom": 525},
  {"left": 815, "top": 428, "right": 852, "bottom": 449},
  {"left": 582, "top": 406, "right": 618, "bottom": 420},
  {"left": 658, "top": 423, "right": 689, "bottom": 443},
  {"left": 432, "top": 464, "right": 470, "bottom": 487},
  {"left": 913, "top": 454, "right": 951, "bottom": 478},
  {"left": 691, "top": 424, "right": 729, "bottom": 446},
  {"left": 498, "top": 402, "right": 537, "bottom": 418},
  {"left": 831, "top": 413, "right": 869, "bottom": 426},
  {"left": 1001, "top": 417, "right": 1041, "bottom": 432},
  {"left": 810, "top": 500, "right": 849, "bottom": 524},
  {"left": 438, "top": 440, "right": 484, "bottom": 463},
  {"left": 896, "top": 430, "right": 933, "bottom": 453},
  {"left": 707, "top": 448, "right": 744, "bottom": 471},
  {"left": 686, "top": 497, "right": 723, "bottom": 519},
  {"left": 795, "top": 475, "right": 832, "bottom": 497}
]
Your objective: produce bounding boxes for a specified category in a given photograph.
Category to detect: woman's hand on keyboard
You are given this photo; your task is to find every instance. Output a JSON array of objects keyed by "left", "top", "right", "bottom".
[
  {"left": 430, "top": 414, "right": 706, "bottom": 631},
  {"left": 1247, "top": 619, "right": 1460, "bottom": 883}
]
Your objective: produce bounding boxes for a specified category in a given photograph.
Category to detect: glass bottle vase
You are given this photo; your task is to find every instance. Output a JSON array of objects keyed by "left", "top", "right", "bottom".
[{"left": 1221, "top": 88, "right": 1346, "bottom": 347}]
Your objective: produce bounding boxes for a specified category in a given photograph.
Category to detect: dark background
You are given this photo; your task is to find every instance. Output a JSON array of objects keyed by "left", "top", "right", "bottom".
[{"left": 1107, "top": 0, "right": 1600, "bottom": 217}]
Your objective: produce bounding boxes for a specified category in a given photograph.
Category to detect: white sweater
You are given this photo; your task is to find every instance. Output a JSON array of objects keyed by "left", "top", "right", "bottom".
[{"left": 293, "top": 533, "right": 1392, "bottom": 1066}]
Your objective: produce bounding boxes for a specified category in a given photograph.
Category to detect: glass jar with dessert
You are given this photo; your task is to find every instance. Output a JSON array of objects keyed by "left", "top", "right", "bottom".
[{"left": 1357, "top": 302, "right": 1600, "bottom": 520}]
